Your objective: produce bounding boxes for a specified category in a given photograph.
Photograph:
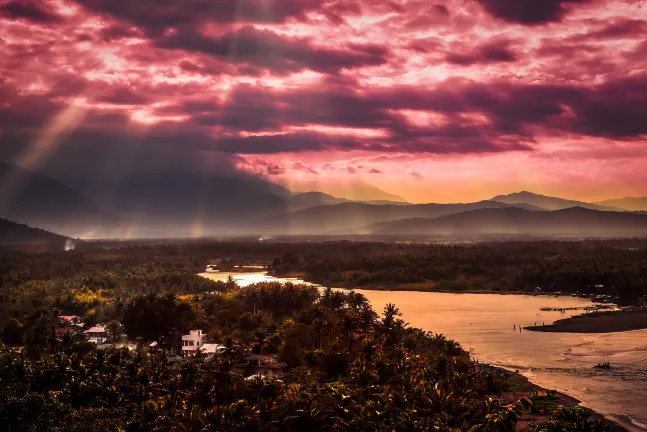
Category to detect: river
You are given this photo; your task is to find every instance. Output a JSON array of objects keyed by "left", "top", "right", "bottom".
[{"left": 200, "top": 271, "right": 647, "bottom": 431}]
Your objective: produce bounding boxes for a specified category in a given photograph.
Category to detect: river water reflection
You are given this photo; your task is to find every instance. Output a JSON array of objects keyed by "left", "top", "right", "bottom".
[{"left": 200, "top": 271, "right": 647, "bottom": 431}]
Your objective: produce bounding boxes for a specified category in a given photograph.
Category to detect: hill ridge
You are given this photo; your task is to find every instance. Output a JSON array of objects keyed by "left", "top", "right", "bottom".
[{"left": 363, "top": 206, "right": 647, "bottom": 237}]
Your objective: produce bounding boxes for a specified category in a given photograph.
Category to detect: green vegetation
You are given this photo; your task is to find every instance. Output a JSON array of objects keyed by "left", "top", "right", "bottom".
[
  {"left": 269, "top": 240, "right": 647, "bottom": 304},
  {"left": 0, "top": 241, "right": 629, "bottom": 430}
]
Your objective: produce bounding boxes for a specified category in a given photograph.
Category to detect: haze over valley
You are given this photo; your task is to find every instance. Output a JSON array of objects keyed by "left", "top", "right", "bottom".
[{"left": 3, "top": 161, "right": 647, "bottom": 241}]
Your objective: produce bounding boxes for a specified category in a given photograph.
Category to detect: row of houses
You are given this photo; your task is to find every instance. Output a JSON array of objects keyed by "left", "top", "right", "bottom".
[{"left": 56, "top": 318, "right": 287, "bottom": 378}]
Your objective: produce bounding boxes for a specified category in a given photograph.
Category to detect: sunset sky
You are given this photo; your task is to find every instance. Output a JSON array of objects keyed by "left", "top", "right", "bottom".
[{"left": 1, "top": 0, "right": 646, "bottom": 203}]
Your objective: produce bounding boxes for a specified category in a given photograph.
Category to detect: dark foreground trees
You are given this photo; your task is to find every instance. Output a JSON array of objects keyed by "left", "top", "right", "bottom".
[
  {"left": 0, "top": 284, "right": 614, "bottom": 432},
  {"left": 122, "top": 293, "right": 195, "bottom": 344}
]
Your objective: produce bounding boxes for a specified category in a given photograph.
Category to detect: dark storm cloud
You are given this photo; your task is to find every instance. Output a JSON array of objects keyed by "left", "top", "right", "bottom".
[
  {"left": 433, "top": 4, "right": 450, "bottom": 16},
  {"left": 155, "top": 26, "right": 389, "bottom": 74},
  {"left": 212, "top": 74, "right": 647, "bottom": 148},
  {"left": 184, "top": 83, "right": 403, "bottom": 132},
  {"left": 75, "top": 0, "right": 326, "bottom": 35},
  {"left": 564, "top": 75, "right": 647, "bottom": 138},
  {"left": 97, "top": 87, "right": 149, "bottom": 105},
  {"left": 0, "top": 0, "right": 62, "bottom": 23},
  {"left": 2, "top": 64, "right": 647, "bottom": 161},
  {"left": 474, "top": 0, "right": 591, "bottom": 25},
  {"left": 446, "top": 39, "right": 518, "bottom": 65},
  {"left": 0, "top": 84, "right": 63, "bottom": 129},
  {"left": 215, "top": 132, "right": 366, "bottom": 154}
]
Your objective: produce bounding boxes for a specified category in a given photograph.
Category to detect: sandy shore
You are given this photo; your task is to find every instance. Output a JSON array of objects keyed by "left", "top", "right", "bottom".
[
  {"left": 526, "top": 310, "right": 647, "bottom": 333},
  {"left": 491, "top": 367, "right": 632, "bottom": 431}
]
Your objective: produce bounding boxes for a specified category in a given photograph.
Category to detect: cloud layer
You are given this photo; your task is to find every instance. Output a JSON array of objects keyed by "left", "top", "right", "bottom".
[{"left": 1, "top": 0, "right": 646, "bottom": 201}]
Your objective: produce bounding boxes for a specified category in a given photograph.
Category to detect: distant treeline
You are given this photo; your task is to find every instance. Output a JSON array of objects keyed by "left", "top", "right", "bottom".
[
  {"left": 1, "top": 239, "right": 646, "bottom": 334},
  {"left": 269, "top": 240, "right": 647, "bottom": 304}
]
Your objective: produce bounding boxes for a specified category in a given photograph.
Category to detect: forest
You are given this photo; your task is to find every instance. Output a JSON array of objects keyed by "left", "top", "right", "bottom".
[
  {"left": 0, "top": 240, "right": 621, "bottom": 430},
  {"left": 269, "top": 240, "right": 647, "bottom": 304}
]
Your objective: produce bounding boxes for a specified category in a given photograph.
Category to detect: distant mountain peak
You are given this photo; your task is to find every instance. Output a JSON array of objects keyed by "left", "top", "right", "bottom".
[
  {"left": 491, "top": 191, "right": 620, "bottom": 212},
  {"left": 594, "top": 196, "right": 647, "bottom": 211},
  {"left": 365, "top": 206, "right": 647, "bottom": 238},
  {"left": 282, "top": 179, "right": 408, "bottom": 203}
]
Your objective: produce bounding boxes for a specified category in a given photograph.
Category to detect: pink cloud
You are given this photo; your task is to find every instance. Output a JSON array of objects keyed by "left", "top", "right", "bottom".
[
  {"left": 409, "top": 170, "right": 424, "bottom": 180},
  {"left": 291, "top": 161, "right": 319, "bottom": 175},
  {"left": 0, "top": 0, "right": 646, "bottom": 202}
]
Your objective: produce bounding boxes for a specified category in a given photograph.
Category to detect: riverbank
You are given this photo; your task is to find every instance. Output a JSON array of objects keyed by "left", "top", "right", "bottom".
[
  {"left": 294, "top": 277, "right": 568, "bottom": 296},
  {"left": 526, "top": 309, "right": 647, "bottom": 333},
  {"left": 490, "top": 367, "right": 629, "bottom": 431},
  {"left": 288, "top": 275, "right": 613, "bottom": 300}
]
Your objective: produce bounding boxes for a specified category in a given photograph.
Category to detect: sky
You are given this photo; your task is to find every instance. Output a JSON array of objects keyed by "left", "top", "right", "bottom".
[{"left": 1, "top": 0, "right": 646, "bottom": 203}]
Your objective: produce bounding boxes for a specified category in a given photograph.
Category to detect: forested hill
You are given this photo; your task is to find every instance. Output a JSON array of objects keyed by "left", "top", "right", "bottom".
[
  {"left": 366, "top": 207, "right": 647, "bottom": 237},
  {"left": 0, "top": 218, "right": 69, "bottom": 246}
]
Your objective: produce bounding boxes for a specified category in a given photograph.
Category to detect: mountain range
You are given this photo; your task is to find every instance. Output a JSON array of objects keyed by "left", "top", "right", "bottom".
[
  {"left": 491, "top": 191, "right": 621, "bottom": 211},
  {"left": 363, "top": 207, "right": 647, "bottom": 237},
  {"left": 3, "top": 161, "right": 647, "bottom": 240},
  {"left": 253, "top": 201, "right": 544, "bottom": 235}
]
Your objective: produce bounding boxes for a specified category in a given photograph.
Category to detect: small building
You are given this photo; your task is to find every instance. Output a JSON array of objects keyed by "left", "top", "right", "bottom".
[
  {"left": 84, "top": 325, "right": 108, "bottom": 345},
  {"left": 200, "top": 343, "right": 226, "bottom": 357},
  {"left": 241, "top": 355, "right": 287, "bottom": 377},
  {"left": 181, "top": 330, "right": 206, "bottom": 356},
  {"left": 59, "top": 315, "right": 84, "bottom": 327}
]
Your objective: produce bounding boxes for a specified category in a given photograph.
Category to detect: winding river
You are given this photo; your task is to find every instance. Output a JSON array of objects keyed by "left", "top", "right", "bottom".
[{"left": 200, "top": 271, "right": 647, "bottom": 431}]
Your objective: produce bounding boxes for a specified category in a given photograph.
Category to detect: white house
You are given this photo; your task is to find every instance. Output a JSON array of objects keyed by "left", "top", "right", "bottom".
[
  {"left": 199, "top": 343, "right": 226, "bottom": 357},
  {"left": 181, "top": 330, "right": 206, "bottom": 356},
  {"left": 84, "top": 325, "right": 108, "bottom": 345}
]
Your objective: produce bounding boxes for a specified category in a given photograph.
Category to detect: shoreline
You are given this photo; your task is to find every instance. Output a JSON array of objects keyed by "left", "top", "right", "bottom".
[
  {"left": 282, "top": 274, "right": 612, "bottom": 301},
  {"left": 526, "top": 310, "right": 647, "bottom": 333},
  {"left": 300, "top": 277, "right": 647, "bottom": 335},
  {"left": 491, "top": 366, "right": 635, "bottom": 431}
]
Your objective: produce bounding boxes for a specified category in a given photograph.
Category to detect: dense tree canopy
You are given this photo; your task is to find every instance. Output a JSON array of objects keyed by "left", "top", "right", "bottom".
[{"left": 0, "top": 240, "right": 633, "bottom": 430}]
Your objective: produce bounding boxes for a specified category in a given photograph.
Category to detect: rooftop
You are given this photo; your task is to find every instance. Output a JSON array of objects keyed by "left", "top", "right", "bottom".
[{"left": 84, "top": 325, "right": 106, "bottom": 334}]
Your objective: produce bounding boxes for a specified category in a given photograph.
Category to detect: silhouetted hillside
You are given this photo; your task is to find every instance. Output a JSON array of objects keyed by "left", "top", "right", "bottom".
[
  {"left": 255, "top": 201, "right": 545, "bottom": 235},
  {"left": 0, "top": 218, "right": 69, "bottom": 246},
  {"left": 595, "top": 197, "right": 647, "bottom": 211},
  {"left": 284, "top": 179, "right": 408, "bottom": 203},
  {"left": 285, "top": 192, "right": 412, "bottom": 211},
  {"left": 0, "top": 163, "right": 116, "bottom": 238},
  {"left": 492, "top": 191, "right": 619, "bottom": 211},
  {"left": 367, "top": 207, "right": 647, "bottom": 237}
]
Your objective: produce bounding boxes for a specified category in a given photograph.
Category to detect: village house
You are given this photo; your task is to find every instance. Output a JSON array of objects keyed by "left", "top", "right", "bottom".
[
  {"left": 199, "top": 343, "right": 226, "bottom": 357},
  {"left": 59, "top": 315, "right": 84, "bottom": 327},
  {"left": 84, "top": 325, "right": 108, "bottom": 345},
  {"left": 181, "top": 330, "right": 206, "bottom": 356},
  {"left": 241, "top": 355, "right": 287, "bottom": 378}
]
